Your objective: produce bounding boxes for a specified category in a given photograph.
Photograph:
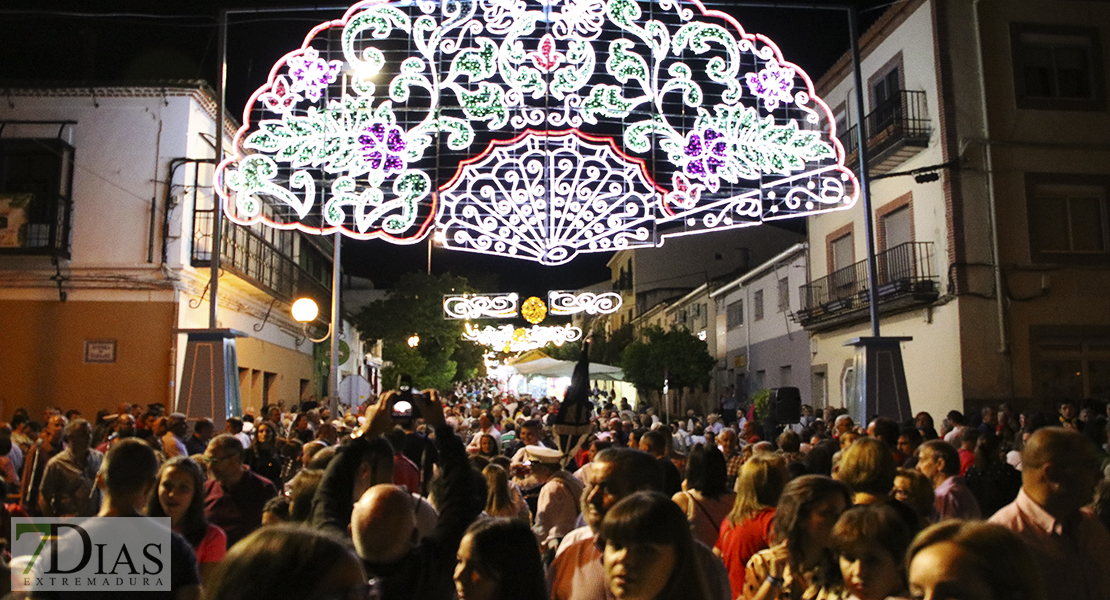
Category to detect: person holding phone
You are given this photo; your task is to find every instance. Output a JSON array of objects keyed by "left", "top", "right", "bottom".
[{"left": 350, "top": 387, "right": 486, "bottom": 600}]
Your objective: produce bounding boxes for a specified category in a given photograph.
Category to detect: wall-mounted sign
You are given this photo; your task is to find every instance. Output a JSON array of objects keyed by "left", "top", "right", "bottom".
[{"left": 84, "top": 340, "right": 117, "bottom": 364}]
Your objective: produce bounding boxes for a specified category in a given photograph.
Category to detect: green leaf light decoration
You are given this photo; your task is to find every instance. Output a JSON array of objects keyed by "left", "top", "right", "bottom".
[{"left": 215, "top": 0, "right": 859, "bottom": 259}]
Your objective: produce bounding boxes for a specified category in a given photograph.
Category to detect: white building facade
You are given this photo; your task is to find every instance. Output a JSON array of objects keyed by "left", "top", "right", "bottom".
[
  {"left": 799, "top": 0, "right": 1110, "bottom": 421},
  {"left": 0, "top": 84, "right": 374, "bottom": 420},
  {"left": 712, "top": 244, "right": 812, "bottom": 406}
]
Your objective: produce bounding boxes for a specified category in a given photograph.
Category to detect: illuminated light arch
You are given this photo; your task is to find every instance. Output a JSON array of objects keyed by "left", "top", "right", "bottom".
[
  {"left": 215, "top": 0, "right": 859, "bottom": 261},
  {"left": 463, "top": 323, "right": 583, "bottom": 353},
  {"left": 443, "top": 293, "right": 519, "bottom": 319},
  {"left": 549, "top": 290, "right": 622, "bottom": 315}
]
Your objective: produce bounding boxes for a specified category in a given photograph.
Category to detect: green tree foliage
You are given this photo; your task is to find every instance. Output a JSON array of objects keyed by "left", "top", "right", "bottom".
[
  {"left": 620, "top": 325, "right": 714, "bottom": 397},
  {"left": 594, "top": 323, "right": 634, "bottom": 365},
  {"left": 354, "top": 272, "right": 486, "bottom": 390}
]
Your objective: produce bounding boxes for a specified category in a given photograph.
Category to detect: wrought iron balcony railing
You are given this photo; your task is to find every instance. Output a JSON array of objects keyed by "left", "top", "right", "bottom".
[
  {"left": 192, "top": 210, "right": 332, "bottom": 311},
  {"left": 837, "top": 90, "right": 931, "bottom": 176},
  {"left": 793, "top": 241, "right": 939, "bottom": 330}
]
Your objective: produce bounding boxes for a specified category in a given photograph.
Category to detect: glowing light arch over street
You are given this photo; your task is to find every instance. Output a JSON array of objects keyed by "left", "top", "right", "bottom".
[{"left": 215, "top": 0, "right": 859, "bottom": 264}]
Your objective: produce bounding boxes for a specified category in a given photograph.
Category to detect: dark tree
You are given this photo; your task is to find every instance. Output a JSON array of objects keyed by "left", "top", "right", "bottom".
[{"left": 355, "top": 272, "right": 485, "bottom": 390}]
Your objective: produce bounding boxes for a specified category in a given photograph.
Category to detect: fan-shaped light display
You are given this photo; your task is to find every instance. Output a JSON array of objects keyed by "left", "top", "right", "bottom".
[{"left": 216, "top": 0, "right": 858, "bottom": 264}]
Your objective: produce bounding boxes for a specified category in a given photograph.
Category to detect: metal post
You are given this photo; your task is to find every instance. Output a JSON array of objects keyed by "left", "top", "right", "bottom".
[
  {"left": 210, "top": 9, "right": 228, "bottom": 329},
  {"left": 847, "top": 4, "right": 881, "bottom": 338},
  {"left": 330, "top": 232, "right": 341, "bottom": 417}
]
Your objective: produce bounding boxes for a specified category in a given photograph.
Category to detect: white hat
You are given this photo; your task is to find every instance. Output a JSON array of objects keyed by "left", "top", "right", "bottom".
[{"left": 524, "top": 445, "right": 563, "bottom": 465}]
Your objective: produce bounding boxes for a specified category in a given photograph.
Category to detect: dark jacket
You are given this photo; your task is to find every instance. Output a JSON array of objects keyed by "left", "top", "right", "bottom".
[
  {"left": 311, "top": 425, "right": 482, "bottom": 600},
  {"left": 365, "top": 425, "right": 481, "bottom": 600}
]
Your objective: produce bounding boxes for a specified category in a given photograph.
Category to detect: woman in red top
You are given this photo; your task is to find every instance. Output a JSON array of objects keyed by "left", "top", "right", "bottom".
[
  {"left": 148, "top": 456, "right": 228, "bottom": 582},
  {"left": 716, "top": 455, "right": 789, "bottom": 600}
]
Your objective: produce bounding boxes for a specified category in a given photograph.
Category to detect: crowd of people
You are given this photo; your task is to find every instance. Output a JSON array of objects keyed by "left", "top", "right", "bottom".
[{"left": 1, "top": 389, "right": 1109, "bottom": 600}]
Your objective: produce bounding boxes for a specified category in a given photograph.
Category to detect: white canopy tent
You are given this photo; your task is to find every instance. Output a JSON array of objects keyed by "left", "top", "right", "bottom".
[
  {"left": 506, "top": 353, "right": 624, "bottom": 380},
  {"left": 500, "top": 351, "right": 634, "bottom": 402}
]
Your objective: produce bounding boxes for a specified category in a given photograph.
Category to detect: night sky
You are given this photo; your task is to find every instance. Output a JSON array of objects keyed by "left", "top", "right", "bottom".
[{"left": 0, "top": 0, "right": 889, "bottom": 295}]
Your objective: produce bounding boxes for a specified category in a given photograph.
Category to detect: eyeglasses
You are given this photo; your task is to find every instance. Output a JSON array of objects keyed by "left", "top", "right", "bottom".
[{"left": 203, "top": 454, "right": 235, "bottom": 464}]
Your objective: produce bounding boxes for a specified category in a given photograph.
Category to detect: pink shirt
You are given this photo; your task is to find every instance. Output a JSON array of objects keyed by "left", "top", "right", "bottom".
[
  {"left": 990, "top": 489, "right": 1110, "bottom": 600},
  {"left": 934, "top": 475, "right": 980, "bottom": 520},
  {"left": 534, "top": 471, "right": 583, "bottom": 549}
]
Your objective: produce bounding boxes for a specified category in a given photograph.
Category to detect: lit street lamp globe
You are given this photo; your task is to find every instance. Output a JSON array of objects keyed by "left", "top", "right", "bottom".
[
  {"left": 407, "top": 335, "right": 420, "bottom": 348},
  {"left": 291, "top": 298, "right": 320, "bottom": 323}
]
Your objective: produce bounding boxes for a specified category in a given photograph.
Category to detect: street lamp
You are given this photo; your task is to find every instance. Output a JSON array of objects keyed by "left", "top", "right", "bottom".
[
  {"left": 407, "top": 334, "right": 420, "bottom": 348},
  {"left": 291, "top": 298, "right": 331, "bottom": 343}
]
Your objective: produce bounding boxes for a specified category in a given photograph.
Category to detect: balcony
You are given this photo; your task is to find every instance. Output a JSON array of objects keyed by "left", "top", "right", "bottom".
[
  {"left": 192, "top": 210, "right": 332, "bottom": 314},
  {"left": 793, "top": 241, "right": 939, "bottom": 331},
  {"left": 0, "top": 136, "right": 75, "bottom": 260},
  {"left": 837, "top": 90, "right": 931, "bottom": 176}
]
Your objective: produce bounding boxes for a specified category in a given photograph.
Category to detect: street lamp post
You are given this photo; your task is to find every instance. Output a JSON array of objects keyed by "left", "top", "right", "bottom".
[
  {"left": 329, "top": 233, "right": 341, "bottom": 418},
  {"left": 291, "top": 242, "right": 341, "bottom": 419}
]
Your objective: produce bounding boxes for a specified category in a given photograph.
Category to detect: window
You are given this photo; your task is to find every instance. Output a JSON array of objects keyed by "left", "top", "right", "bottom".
[
  {"left": 873, "top": 66, "right": 900, "bottom": 106},
  {"left": 834, "top": 106, "right": 849, "bottom": 139},
  {"left": 0, "top": 139, "right": 74, "bottom": 258},
  {"left": 832, "top": 101, "right": 853, "bottom": 154},
  {"left": 780, "top": 365, "right": 792, "bottom": 387},
  {"left": 753, "top": 289, "right": 764, "bottom": 321},
  {"left": 1026, "top": 174, "right": 1110, "bottom": 264},
  {"left": 1012, "top": 24, "right": 1104, "bottom": 111},
  {"left": 727, "top": 300, "right": 744, "bottom": 329},
  {"left": 878, "top": 195, "right": 915, "bottom": 281},
  {"left": 829, "top": 231, "right": 856, "bottom": 292},
  {"left": 869, "top": 53, "right": 904, "bottom": 132},
  {"left": 1032, "top": 327, "right": 1110, "bottom": 401},
  {"left": 812, "top": 366, "right": 828, "bottom": 408},
  {"left": 882, "top": 205, "right": 913, "bottom": 250},
  {"left": 831, "top": 233, "right": 855, "bottom": 272},
  {"left": 777, "top": 277, "right": 790, "bottom": 312}
]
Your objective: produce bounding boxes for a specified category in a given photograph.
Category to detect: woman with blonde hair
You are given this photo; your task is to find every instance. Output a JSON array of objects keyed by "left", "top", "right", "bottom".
[
  {"left": 834, "top": 437, "right": 921, "bottom": 534},
  {"left": 907, "top": 520, "right": 1046, "bottom": 600},
  {"left": 483, "top": 463, "right": 530, "bottom": 521},
  {"left": 715, "top": 455, "right": 789, "bottom": 600}
]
